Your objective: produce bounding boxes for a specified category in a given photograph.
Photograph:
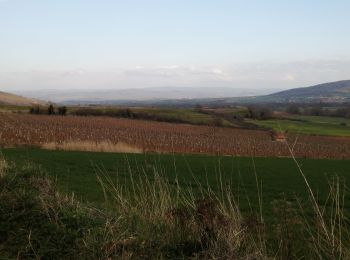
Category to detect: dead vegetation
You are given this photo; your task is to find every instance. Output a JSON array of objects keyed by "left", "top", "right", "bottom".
[
  {"left": 42, "top": 141, "right": 142, "bottom": 153},
  {"left": 0, "top": 156, "right": 7, "bottom": 177},
  {"left": 270, "top": 130, "right": 287, "bottom": 142}
]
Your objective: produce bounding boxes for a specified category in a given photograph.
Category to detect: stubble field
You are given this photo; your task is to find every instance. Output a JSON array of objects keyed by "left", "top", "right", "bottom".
[{"left": 0, "top": 113, "right": 350, "bottom": 159}]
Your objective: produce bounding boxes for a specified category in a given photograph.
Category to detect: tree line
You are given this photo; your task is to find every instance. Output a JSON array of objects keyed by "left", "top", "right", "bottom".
[
  {"left": 29, "top": 105, "right": 67, "bottom": 115},
  {"left": 286, "top": 103, "right": 350, "bottom": 118}
]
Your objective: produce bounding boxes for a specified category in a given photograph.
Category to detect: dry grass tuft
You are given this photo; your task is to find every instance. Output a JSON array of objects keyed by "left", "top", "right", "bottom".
[
  {"left": 0, "top": 156, "right": 7, "bottom": 178},
  {"left": 42, "top": 141, "right": 142, "bottom": 154},
  {"left": 1, "top": 160, "right": 263, "bottom": 259},
  {"left": 96, "top": 170, "right": 264, "bottom": 259}
]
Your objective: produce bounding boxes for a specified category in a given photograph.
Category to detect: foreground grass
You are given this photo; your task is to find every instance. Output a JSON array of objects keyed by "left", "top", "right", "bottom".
[
  {"left": 0, "top": 158, "right": 261, "bottom": 259},
  {"left": 3, "top": 148, "right": 350, "bottom": 220},
  {"left": 1, "top": 154, "right": 349, "bottom": 259},
  {"left": 247, "top": 115, "right": 350, "bottom": 136}
]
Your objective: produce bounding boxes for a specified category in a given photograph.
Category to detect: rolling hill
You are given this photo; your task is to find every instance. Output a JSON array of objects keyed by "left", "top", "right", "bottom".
[
  {"left": 267, "top": 80, "right": 350, "bottom": 103},
  {"left": 90, "top": 80, "right": 350, "bottom": 105},
  {"left": 180, "top": 80, "right": 350, "bottom": 105},
  {"left": 137, "top": 80, "right": 350, "bottom": 106},
  {"left": 0, "top": 91, "right": 46, "bottom": 106}
]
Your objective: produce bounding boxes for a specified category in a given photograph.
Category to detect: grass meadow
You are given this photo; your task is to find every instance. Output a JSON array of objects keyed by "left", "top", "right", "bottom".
[
  {"left": 248, "top": 115, "right": 350, "bottom": 136},
  {"left": 3, "top": 148, "right": 350, "bottom": 221},
  {"left": 1, "top": 147, "right": 350, "bottom": 258},
  {"left": 1, "top": 148, "right": 350, "bottom": 258}
]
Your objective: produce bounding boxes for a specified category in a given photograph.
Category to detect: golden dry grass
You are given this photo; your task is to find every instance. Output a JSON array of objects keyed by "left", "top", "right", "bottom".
[
  {"left": 0, "top": 157, "right": 7, "bottom": 177},
  {"left": 42, "top": 141, "right": 142, "bottom": 154}
]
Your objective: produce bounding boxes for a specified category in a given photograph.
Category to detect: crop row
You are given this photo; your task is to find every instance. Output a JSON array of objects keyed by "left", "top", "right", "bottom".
[{"left": 0, "top": 114, "right": 349, "bottom": 159}]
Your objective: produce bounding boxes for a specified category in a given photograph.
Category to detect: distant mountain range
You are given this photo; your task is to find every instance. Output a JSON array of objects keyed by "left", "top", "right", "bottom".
[
  {"left": 197, "top": 80, "right": 350, "bottom": 105},
  {"left": 155, "top": 80, "right": 350, "bottom": 106},
  {"left": 2, "top": 80, "right": 350, "bottom": 106},
  {"left": 14, "top": 87, "right": 279, "bottom": 104}
]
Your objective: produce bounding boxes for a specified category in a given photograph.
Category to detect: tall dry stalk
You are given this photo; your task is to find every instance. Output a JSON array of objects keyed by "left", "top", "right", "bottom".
[
  {"left": 0, "top": 155, "right": 7, "bottom": 178},
  {"left": 285, "top": 136, "right": 350, "bottom": 258}
]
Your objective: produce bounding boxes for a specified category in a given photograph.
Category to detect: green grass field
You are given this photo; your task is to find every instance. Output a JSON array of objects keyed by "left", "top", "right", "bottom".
[
  {"left": 2, "top": 148, "right": 350, "bottom": 258},
  {"left": 248, "top": 115, "right": 350, "bottom": 136},
  {"left": 3, "top": 148, "right": 350, "bottom": 221}
]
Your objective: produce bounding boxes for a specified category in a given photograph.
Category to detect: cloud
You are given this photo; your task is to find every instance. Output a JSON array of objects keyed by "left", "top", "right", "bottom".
[
  {"left": 158, "top": 65, "right": 180, "bottom": 69},
  {"left": 1, "top": 59, "right": 350, "bottom": 91},
  {"left": 283, "top": 74, "right": 295, "bottom": 81},
  {"left": 122, "top": 65, "right": 233, "bottom": 83}
]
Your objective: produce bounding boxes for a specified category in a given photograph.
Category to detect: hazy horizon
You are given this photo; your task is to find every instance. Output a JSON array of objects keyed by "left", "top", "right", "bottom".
[{"left": 1, "top": 1, "right": 350, "bottom": 92}]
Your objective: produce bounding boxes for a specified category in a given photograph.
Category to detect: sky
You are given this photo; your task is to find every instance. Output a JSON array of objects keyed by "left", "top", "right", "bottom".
[{"left": 1, "top": 0, "right": 350, "bottom": 91}]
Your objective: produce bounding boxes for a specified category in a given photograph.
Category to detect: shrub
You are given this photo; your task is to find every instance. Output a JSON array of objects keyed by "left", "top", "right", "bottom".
[
  {"left": 73, "top": 108, "right": 103, "bottom": 116},
  {"left": 333, "top": 106, "right": 350, "bottom": 118},
  {"left": 304, "top": 105, "right": 324, "bottom": 116},
  {"left": 29, "top": 106, "right": 42, "bottom": 115},
  {"left": 48, "top": 105, "right": 55, "bottom": 115},
  {"left": 210, "top": 117, "right": 224, "bottom": 127},
  {"left": 247, "top": 106, "right": 273, "bottom": 120},
  {"left": 286, "top": 104, "right": 301, "bottom": 114},
  {"left": 58, "top": 106, "right": 67, "bottom": 116}
]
